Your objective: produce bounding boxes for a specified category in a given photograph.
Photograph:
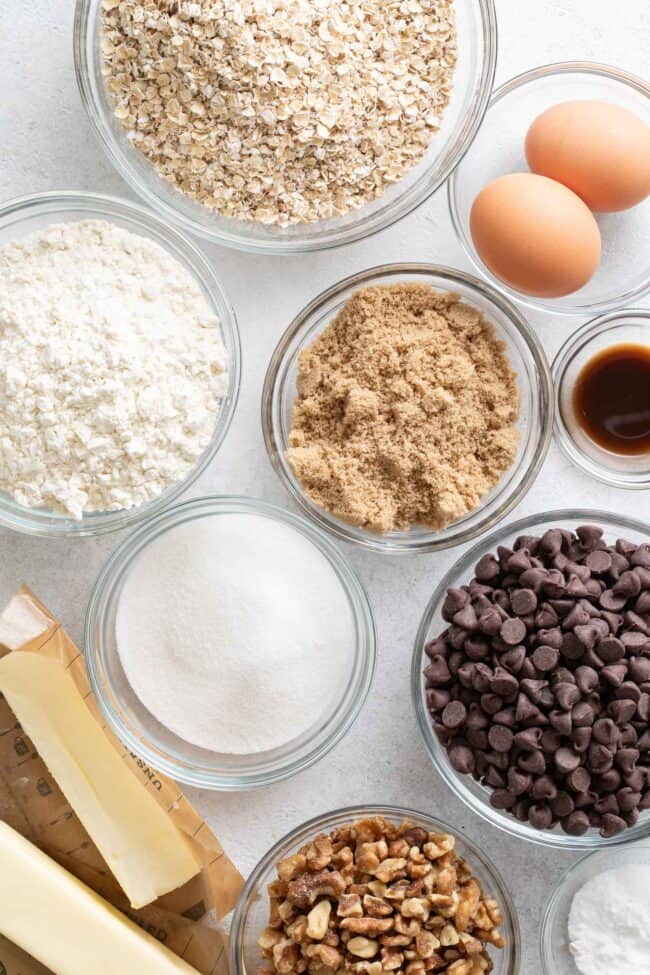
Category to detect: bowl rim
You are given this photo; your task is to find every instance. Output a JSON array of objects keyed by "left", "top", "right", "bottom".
[
  {"left": 411, "top": 506, "right": 650, "bottom": 850},
  {"left": 229, "top": 803, "right": 521, "bottom": 975},
  {"left": 0, "top": 189, "right": 241, "bottom": 537},
  {"left": 262, "top": 262, "right": 554, "bottom": 554},
  {"left": 447, "top": 59, "right": 650, "bottom": 317},
  {"left": 552, "top": 307, "right": 650, "bottom": 489},
  {"left": 74, "top": 0, "right": 498, "bottom": 255},
  {"left": 538, "top": 841, "right": 650, "bottom": 975},
  {"left": 84, "top": 494, "right": 376, "bottom": 791}
]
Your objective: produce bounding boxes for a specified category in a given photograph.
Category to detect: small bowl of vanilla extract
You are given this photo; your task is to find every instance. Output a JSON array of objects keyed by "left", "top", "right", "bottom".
[{"left": 553, "top": 310, "right": 650, "bottom": 488}]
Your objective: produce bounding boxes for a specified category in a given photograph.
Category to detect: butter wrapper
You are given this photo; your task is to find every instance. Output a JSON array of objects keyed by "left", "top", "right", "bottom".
[{"left": 0, "top": 586, "right": 244, "bottom": 975}]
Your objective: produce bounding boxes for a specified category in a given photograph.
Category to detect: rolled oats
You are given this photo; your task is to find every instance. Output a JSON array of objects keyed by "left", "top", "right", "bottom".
[
  {"left": 259, "top": 817, "right": 505, "bottom": 975},
  {"left": 101, "top": 1, "right": 457, "bottom": 226}
]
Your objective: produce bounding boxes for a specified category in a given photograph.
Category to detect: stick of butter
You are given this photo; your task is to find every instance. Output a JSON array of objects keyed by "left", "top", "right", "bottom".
[
  {"left": 0, "top": 821, "right": 201, "bottom": 975},
  {"left": 0, "top": 652, "right": 201, "bottom": 909}
]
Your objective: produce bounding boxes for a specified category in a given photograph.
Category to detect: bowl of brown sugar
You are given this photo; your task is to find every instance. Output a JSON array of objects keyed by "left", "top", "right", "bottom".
[{"left": 262, "top": 264, "right": 553, "bottom": 554}]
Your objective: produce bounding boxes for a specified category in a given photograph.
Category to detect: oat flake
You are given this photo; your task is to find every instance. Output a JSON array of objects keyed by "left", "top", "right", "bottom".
[{"left": 101, "top": 0, "right": 457, "bottom": 226}]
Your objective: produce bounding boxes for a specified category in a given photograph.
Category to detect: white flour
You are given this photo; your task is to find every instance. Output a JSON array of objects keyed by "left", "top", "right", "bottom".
[
  {"left": 0, "top": 220, "right": 227, "bottom": 518},
  {"left": 569, "top": 864, "right": 650, "bottom": 975},
  {"left": 115, "top": 513, "right": 354, "bottom": 754}
]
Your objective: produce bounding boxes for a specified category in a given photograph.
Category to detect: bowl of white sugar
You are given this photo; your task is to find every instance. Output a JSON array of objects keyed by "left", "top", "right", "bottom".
[
  {"left": 84, "top": 495, "right": 376, "bottom": 789},
  {"left": 0, "top": 191, "right": 240, "bottom": 537}
]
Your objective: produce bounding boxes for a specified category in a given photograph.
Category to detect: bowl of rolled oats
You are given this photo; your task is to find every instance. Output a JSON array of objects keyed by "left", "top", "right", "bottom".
[
  {"left": 74, "top": 0, "right": 497, "bottom": 254},
  {"left": 230, "top": 807, "right": 520, "bottom": 975}
]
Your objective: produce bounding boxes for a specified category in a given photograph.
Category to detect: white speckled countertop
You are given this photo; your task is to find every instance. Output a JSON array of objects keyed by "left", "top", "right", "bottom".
[{"left": 1, "top": 2, "right": 649, "bottom": 972}]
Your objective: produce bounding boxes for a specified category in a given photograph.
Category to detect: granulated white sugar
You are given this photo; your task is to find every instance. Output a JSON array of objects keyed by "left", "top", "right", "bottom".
[{"left": 115, "top": 512, "right": 355, "bottom": 754}]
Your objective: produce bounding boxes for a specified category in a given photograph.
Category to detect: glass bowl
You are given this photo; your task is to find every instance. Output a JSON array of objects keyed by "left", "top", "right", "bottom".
[
  {"left": 553, "top": 309, "right": 650, "bottom": 489},
  {"left": 540, "top": 843, "right": 650, "bottom": 975},
  {"left": 73, "top": 0, "right": 496, "bottom": 255},
  {"left": 229, "top": 804, "right": 521, "bottom": 975},
  {"left": 262, "top": 264, "right": 553, "bottom": 555},
  {"left": 85, "top": 496, "right": 376, "bottom": 790},
  {"left": 412, "top": 509, "right": 650, "bottom": 850},
  {"left": 448, "top": 62, "right": 650, "bottom": 316},
  {"left": 0, "top": 191, "right": 240, "bottom": 538}
]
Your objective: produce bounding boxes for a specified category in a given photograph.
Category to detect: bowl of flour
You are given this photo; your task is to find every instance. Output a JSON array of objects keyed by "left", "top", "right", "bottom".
[
  {"left": 84, "top": 495, "right": 376, "bottom": 789},
  {"left": 0, "top": 191, "right": 240, "bottom": 536}
]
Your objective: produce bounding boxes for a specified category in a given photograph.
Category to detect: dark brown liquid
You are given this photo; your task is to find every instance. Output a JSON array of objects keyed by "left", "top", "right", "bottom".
[{"left": 573, "top": 343, "right": 650, "bottom": 455}]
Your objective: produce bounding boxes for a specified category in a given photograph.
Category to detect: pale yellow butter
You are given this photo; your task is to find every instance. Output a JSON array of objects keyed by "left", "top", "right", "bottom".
[
  {"left": 0, "top": 822, "right": 200, "bottom": 975},
  {"left": 0, "top": 652, "right": 201, "bottom": 908}
]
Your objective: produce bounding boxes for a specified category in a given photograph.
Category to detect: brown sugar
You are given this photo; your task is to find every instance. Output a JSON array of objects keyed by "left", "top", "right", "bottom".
[{"left": 286, "top": 283, "right": 520, "bottom": 534}]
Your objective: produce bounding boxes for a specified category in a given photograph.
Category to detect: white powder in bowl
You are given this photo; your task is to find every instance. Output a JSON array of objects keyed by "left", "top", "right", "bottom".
[
  {"left": 568, "top": 864, "right": 650, "bottom": 975},
  {"left": 0, "top": 220, "right": 227, "bottom": 519},
  {"left": 115, "top": 512, "right": 355, "bottom": 754}
]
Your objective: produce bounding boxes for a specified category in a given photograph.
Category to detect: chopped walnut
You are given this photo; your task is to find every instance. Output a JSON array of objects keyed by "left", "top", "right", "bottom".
[{"left": 259, "top": 818, "right": 505, "bottom": 975}]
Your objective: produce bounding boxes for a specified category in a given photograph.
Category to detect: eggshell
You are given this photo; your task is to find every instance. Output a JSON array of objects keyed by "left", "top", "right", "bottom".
[
  {"left": 525, "top": 100, "right": 650, "bottom": 212},
  {"left": 470, "top": 173, "right": 602, "bottom": 298}
]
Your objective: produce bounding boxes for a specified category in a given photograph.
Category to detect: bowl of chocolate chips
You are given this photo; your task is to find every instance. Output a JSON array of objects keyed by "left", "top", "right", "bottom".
[{"left": 412, "top": 510, "right": 650, "bottom": 849}]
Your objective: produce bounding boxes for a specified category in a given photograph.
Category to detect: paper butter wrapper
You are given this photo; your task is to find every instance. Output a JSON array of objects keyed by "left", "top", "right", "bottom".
[{"left": 0, "top": 587, "right": 244, "bottom": 975}]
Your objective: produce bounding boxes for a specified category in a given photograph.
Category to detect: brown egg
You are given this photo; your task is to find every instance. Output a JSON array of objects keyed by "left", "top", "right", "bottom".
[
  {"left": 470, "top": 173, "right": 602, "bottom": 298},
  {"left": 525, "top": 100, "right": 650, "bottom": 212}
]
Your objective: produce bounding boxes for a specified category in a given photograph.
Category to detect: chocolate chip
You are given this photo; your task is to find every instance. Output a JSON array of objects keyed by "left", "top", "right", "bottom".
[
  {"left": 441, "top": 701, "right": 467, "bottom": 729},
  {"left": 532, "top": 645, "right": 559, "bottom": 673},
  {"left": 555, "top": 682, "right": 581, "bottom": 710},
  {"left": 593, "top": 769, "right": 621, "bottom": 793},
  {"left": 600, "top": 589, "right": 628, "bottom": 612},
  {"left": 609, "top": 698, "right": 638, "bottom": 724},
  {"left": 616, "top": 787, "right": 642, "bottom": 812},
  {"left": 615, "top": 748, "right": 640, "bottom": 774},
  {"left": 585, "top": 550, "right": 612, "bottom": 574},
  {"left": 475, "top": 554, "right": 501, "bottom": 582},
  {"left": 566, "top": 766, "right": 591, "bottom": 793},
  {"left": 562, "top": 810, "right": 590, "bottom": 835},
  {"left": 507, "top": 767, "right": 532, "bottom": 795},
  {"left": 490, "top": 789, "right": 517, "bottom": 810},
  {"left": 518, "top": 750, "right": 547, "bottom": 775},
  {"left": 531, "top": 774, "right": 558, "bottom": 801},
  {"left": 514, "top": 727, "right": 543, "bottom": 751},
  {"left": 448, "top": 743, "right": 475, "bottom": 774},
  {"left": 490, "top": 668, "right": 519, "bottom": 698},
  {"left": 443, "top": 587, "right": 470, "bottom": 620},
  {"left": 511, "top": 588, "right": 538, "bottom": 616},
  {"left": 593, "top": 718, "right": 620, "bottom": 747},
  {"left": 598, "top": 636, "right": 626, "bottom": 663},
  {"left": 614, "top": 571, "right": 642, "bottom": 598},
  {"left": 488, "top": 725, "right": 514, "bottom": 753},
  {"left": 425, "top": 655, "right": 451, "bottom": 687},
  {"left": 600, "top": 813, "right": 627, "bottom": 838},
  {"left": 555, "top": 747, "right": 581, "bottom": 774},
  {"left": 572, "top": 701, "right": 596, "bottom": 727},
  {"left": 549, "top": 710, "right": 573, "bottom": 735},
  {"left": 588, "top": 743, "right": 614, "bottom": 773},
  {"left": 500, "top": 617, "right": 527, "bottom": 646},
  {"left": 528, "top": 804, "right": 553, "bottom": 829},
  {"left": 481, "top": 693, "right": 504, "bottom": 715},
  {"left": 601, "top": 663, "right": 628, "bottom": 688},
  {"left": 571, "top": 727, "right": 593, "bottom": 753}
]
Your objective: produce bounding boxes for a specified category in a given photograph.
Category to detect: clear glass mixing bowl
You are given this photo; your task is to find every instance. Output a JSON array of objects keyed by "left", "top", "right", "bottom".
[
  {"left": 85, "top": 496, "right": 376, "bottom": 790},
  {"left": 449, "top": 62, "right": 650, "bottom": 316},
  {"left": 74, "top": 0, "right": 497, "bottom": 254},
  {"left": 412, "top": 509, "right": 650, "bottom": 849},
  {"left": 262, "top": 264, "right": 553, "bottom": 554},
  {"left": 539, "top": 843, "right": 650, "bottom": 975},
  {"left": 230, "top": 805, "right": 521, "bottom": 975},
  {"left": 0, "top": 191, "right": 240, "bottom": 537}
]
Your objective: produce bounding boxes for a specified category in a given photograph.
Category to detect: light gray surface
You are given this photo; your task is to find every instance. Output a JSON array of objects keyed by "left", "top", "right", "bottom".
[{"left": 1, "top": 2, "right": 649, "bottom": 972}]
